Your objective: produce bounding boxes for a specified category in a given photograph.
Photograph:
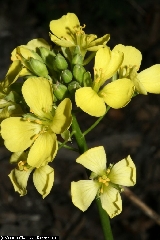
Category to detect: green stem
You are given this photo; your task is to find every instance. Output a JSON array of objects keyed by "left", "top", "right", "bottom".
[
  {"left": 72, "top": 113, "right": 114, "bottom": 240},
  {"left": 58, "top": 131, "right": 77, "bottom": 151},
  {"left": 83, "top": 106, "right": 110, "bottom": 136},
  {"left": 96, "top": 198, "right": 114, "bottom": 240},
  {"left": 58, "top": 141, "right": 79, "bottom": 152},
  {"left": 72, "top": 113, "right": 88, "bottom": 153}
]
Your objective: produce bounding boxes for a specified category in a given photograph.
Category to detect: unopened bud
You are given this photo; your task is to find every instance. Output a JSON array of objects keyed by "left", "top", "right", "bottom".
[
  {"left": 54, "top": 53, "right": 68, "bottom": 70},
  {"left": 61, "top": 69, "right": 73, "bottom": 83},
  {"left": 73, "top": 64, "right": 86, "bottom": 84},
  {"left": 38, "top": 47, "right": 56, "bottom": 69},
  {"left": 72, "top": 54, "right": 83, "bottom": 65},
  {"left": 53, "top": 83, "right": 68, "bottom": 100},
  {"left": 83, "top": 71, "right": 92, "bottom": 87},
  {"left": 68, "top": 81, "right": 81, "bottom": 95},
  {"left": 28, "top": 58, "right": 48, "bottom": 78},
  {"left": 73, "top": 45, "right": 81, "bottom": 55}
]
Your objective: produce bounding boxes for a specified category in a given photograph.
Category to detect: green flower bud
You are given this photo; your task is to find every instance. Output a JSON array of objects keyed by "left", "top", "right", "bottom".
[
  {"left": 54, "top": 53, "right": 68, "bottom": 70},
  {"left": 68, "top": 81, "right": 81, "bottom": 95},
  {"left": 83, "top": 71, "right": 92, "bottom": 87},
  {"left": 61, "top": 69, "right": 73, "bottom": 83},
  {"left": 73, "top": 64, "right": 86, "bottom": 84},
  {"left": 38, "top": 47, "right": 56, "bottom": 69},
  {"left": 53, "top": 83, "right": 68, "bottom": 100},
  {"left": 72, "top": 54, "right": 83, "bottom": 65},
  {"left": 73, "top": 46, "right": 81, "bottom": 55},
  {"left": 28, "top": 57, "right": 48, "bottom": 78}
]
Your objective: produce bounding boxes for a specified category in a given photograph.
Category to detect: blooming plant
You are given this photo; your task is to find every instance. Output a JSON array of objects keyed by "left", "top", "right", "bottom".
[{"left": 0, "top": 12, "right": 160, "bottom": 239}]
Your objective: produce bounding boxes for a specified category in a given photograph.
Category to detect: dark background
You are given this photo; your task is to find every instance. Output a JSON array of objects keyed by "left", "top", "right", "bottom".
[{"left": 0, "top": 0, "right": 160, "bottom": 239}]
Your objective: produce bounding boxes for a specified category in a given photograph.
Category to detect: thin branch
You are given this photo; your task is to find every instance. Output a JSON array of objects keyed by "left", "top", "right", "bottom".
[
  {"left": 123, "top": 187, "right": 160, "bottom": 225},
  {"left": 126, "top": 0, "right": 146, "bottom": 16}
]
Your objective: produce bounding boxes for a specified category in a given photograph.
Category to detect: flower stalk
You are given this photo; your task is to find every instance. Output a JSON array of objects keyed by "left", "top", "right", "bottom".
[{"left": 72, "top": 113, "right": 114, "bottom": 240}]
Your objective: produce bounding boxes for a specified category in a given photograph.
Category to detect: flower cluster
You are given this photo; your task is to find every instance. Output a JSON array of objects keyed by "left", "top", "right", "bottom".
[{"left": 0, "top": 12, "right": 159, "bottom": 217}]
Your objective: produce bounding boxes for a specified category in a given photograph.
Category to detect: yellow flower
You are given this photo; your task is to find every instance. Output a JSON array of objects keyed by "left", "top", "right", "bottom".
[
  {"left": 1, "top": 77, "right": 72, "bottom": 168},
  {"left": 49, "top": 13, "right": 110, "bottom": 56},
  {"left": 11, "top": 38, "right": 51, "bottom": 79},
  {"left": 9, "top": 163, "right": 54, "bottom": 198},
  {"left": 113, "top": 44, "right": 160, "bottom": 94},
  {"left": 71, "top": 146, "right": 136, "bottom": 218},
  {"left": 75, "top": 47, "right": 134, "bottom": 117},
  {"left": 8, "top": 151, "right": 54, "bottom": 198}
]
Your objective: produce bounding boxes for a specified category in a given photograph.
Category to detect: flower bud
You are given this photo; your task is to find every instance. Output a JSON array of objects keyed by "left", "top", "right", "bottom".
[
  {"left": 72, "top": 54, "right": 83, "bottom": 65},
  {"left": 28, "top": 58, "right": 48, "bottom": 78},
  {"left": 83, "top": 71, "right": 92, "bottom": 87},
  {"left": 38, "top": 47, "right": 56, "bottom": 69},
  {"left": 73, "top": 45, "right": 81, "bottom": 55},
  {"left": 61, "top": 69, "right": 73, "bottom": 83},
  {"left": 54, "top": 53, "right": 68, "bottom": 70},
  {"left": 53, "top": 83, "right": 68, "bottom": 100},
  {"left": 68, "top": 81, "right": 81, "bottom": 95},
  {"left": 73, "top": 64, "right": 86, "bottom": 84}
]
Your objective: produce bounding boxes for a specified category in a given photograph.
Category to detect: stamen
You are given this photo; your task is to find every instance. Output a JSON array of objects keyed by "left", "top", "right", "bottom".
[
  {"left": 18, "top": 161, "right": 27, "bottom": 171},
  {"left": 98, "top": 177, "right": 103, "bottom": 183},
  {"left": 105, "top": 182, "right": 109, "bottom": 187},
  {"left": 100, "top": 187, "right": 103, "bottom": 194},
  {"left": 32, "top": 134, "right": 39, "bottom": 141},
  {"left": 34, "top": 119, "right": 42, "bottom": 124},
  {"left": 99, "top": 92, "right": 106, "bottom": 97},
  {"left": 106, "top": 169, "right": 110, "bottom": 174}
]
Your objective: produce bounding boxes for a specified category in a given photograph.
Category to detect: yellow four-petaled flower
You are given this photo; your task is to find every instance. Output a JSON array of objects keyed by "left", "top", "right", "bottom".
[
  {"left": 75, "top": 47, "right": 134, "bottom": 117},
  {"left": 71, "top": 146, "right": 136, "bottom": 218},
  {"left": 1, "top": 77, "right": 72, "bottom": 168},
  {"left": 49, "top": 13, "right": 110, "bottom": 57}
]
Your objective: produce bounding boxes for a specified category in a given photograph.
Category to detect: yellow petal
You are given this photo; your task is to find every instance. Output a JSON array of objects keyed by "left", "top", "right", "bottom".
[
  {"left": 51, "top": 98, "right": 72, "bottom": 134},
  {"left": 27, "top": 131, "right": 58, "bottom": 168},
  {"left": 8, "top": 168, "right": 33, "bottom": 196},
  {"left": 108, "top": 155, "right": 136, "bottom": 186},
  {"left": 3, "top": 60, "right": 22, "bottom": 88},
  {"left": 17, "top": 46, "right": 43, "bottom": 62},
  {"left": 100, "top": 185, "right": 122, "bottom": 218},
  {"left": 22, "top": 77, "right": 53, "bottom": 118},
  {"left": 88, "top": 34, "right": 110, "bottom": 50},
  {"left": 11, "top": 47, "right": 21, "bottom": 61},
  {"left": 49, "top": 34, "right": 75, "bottom": 48},
  {"left": 100, "top": 78, "right": 134, "bottom": 109},
  {"left": 76, "top": 146, "right": 106, "bottom": 175},
  {"left": 1, "top": 117, "right": 41, "bottom": 152},
  {"left": 94, "top": 47, "right": 111, "bottom": 73},
  {"left": 75, "top": 87, "right": 106, "bottom": 117},
  {"left": 27, "top": 38, "right": 50, "bottom": 51},
  {"left": 33, "top": 165, "right": 54, "bottom": 198},
  {"left": 113, "top": 44, "right": 142, "bottom": 70},
  {"left": 138, "top": 64, "right": 160, "bottom": 94},
  {"left": 10, "top": 151, "right": 28, "bottom": 164},
  {"left": 102, "top": 49, "right": 124, "bottom": 84},
  {"left": 19, "top": 67, "right": 32, "bottom": 77},
  {"left": 50, "top": 13, "right": 80, "bottom": 45},
  {"left": 133, "top": 78, "right": 147, "bottom": 95},
  {"left": 130, "top": 68, "right": 147, "bottom": 95},
  {"left": 94, "top": 47, "right": 123, "bottom": 85},
  {"left": 71, "top": 180, "right": 99, "bottom": 211}
]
